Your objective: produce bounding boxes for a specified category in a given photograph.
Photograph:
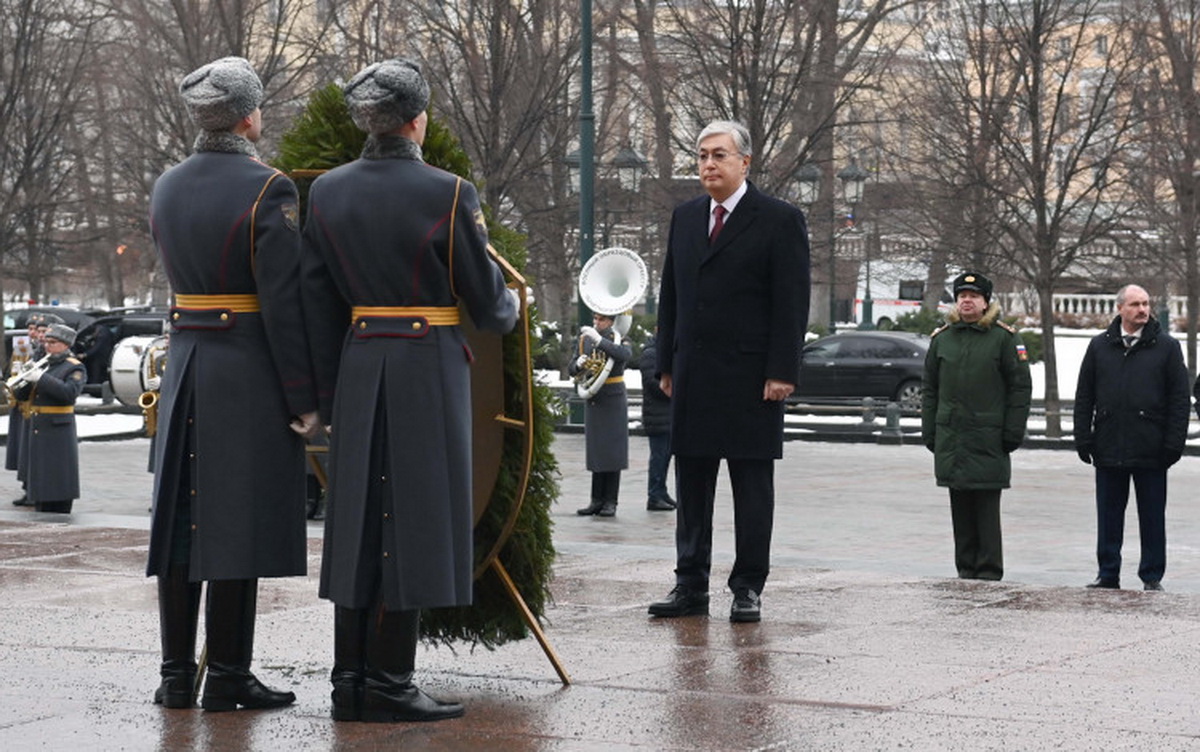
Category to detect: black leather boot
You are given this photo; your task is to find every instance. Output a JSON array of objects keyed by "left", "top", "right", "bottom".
[
  {"left": 576, "top": 499, "right": 605, "bottom": 515},
  {"left": 331, "top": 606, "right": 367, "bottom": 721},
  {"left": 154, "top": 564, "right": 200, "bottom": 708},
  {"left": 200, "top": 579, "right": 295, "bottom": 712},
  {"left": 360, "top": 608, "right": 464, "bottom": 723}
]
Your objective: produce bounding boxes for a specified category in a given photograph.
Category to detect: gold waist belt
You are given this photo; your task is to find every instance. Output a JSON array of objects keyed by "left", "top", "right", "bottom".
[
  {"left": 605, "top": 376, "right": 624, "bottom": 385},
  {"left": 351, "top": 306, "right": 460, "bottom": 325},
  {"left": 174, "top": 293, "right": 261, "bottom": 312},
  {"left": 30, "top": 405, "right": 74, "bottom": 415}
]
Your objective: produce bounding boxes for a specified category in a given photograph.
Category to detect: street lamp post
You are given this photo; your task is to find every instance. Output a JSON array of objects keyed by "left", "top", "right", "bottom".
[
  {"left": 795, "top": 162, "right": 823, "bottom": 330},
  {"left": 577, "top": 0, "right": 595, "bottom": 330},
  {"left": 837, "top": 160, "right": 868, "bottom": 329},
  {"left": 567, "top": 144, "right": 649, "bottom": 318}
]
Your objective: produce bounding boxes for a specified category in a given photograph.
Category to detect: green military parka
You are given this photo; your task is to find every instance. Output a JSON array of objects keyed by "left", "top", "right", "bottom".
[{"left": 921, "top": 302, "right": 1033, "bottom": 489}]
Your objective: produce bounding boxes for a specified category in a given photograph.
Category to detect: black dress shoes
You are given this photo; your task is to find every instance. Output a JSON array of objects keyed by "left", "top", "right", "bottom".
[
  {"left": 576, "top": 499, "right": 604, "bottom": 516},
  {"left": 730, "top": 589, "right": 762, "bottom": 623},
  {"left": 648, "top": 585, "right": 709, "bottom": 617},
  {"left": 596, "top": 501, "right": 617, "bottom": 517},
  {"left": 646, "top": 497, "right": 675, "bottom": 511},
  {"left": 1144, "top": 581, "right": 1165, "bottom": 592},
  {"left": 11, "top": 495, "right": 30, "bottom": 507},
  {"left": 1086, "top": 577, "right": 1120, "bottom": 590}
]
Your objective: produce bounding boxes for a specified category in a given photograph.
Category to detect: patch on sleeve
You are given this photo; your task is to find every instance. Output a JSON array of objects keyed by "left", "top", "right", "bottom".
[
  {"left": 473, "top": 208, "right": 488, "bottom": 236},
  {"left": 70, "top": 370, "right": 84, "bottom": 381},
  {"left": 281, "top": 203, "right": 299, "bottom": 231},
  {"left": 1015, "top": 343, "right": 1028, "bottom": 361}
]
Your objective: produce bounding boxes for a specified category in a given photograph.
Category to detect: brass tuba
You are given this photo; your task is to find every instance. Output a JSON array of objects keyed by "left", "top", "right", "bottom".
[{"left": 574, "top": 247, "right": 648, "bottom": 399}]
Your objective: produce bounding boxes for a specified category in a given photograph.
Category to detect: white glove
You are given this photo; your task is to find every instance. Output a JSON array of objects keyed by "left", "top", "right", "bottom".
[
  {"left": 575, "top": 353, "right": 589, "bottom": 368},
  {"left": 580, "top": 326, "right": 601, "bottom": 344},
  {"left": 145, "top": 376, "right": 161, "bottom": 392},
  {"left": 506, "top": 287, "right": 521, "bottom": 309},
  {"left": 289, "top": 411, "right": 321, "bottom": 440}
]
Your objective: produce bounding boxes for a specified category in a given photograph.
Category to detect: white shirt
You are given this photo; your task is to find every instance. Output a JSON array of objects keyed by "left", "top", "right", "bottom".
[
  {"left": 709, "top": 181, "right": 748, "bottom": 235},
  {"left": 1122, "top": 325, "right": 1144, "bottom": 348}
]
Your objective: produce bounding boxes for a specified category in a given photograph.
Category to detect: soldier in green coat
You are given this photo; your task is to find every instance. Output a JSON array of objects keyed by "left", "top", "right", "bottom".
[{"left": 922, "top": 272, "right": 1032, "bottom": 580}]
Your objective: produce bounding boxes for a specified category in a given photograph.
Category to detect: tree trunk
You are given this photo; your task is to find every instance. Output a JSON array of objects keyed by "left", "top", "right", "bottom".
[{"left": 1038, "top": 286, "right": 1062, "bottom": 438}]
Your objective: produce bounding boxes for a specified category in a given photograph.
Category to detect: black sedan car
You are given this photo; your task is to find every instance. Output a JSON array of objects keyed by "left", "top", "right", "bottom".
[
  {"left": 793, "top": 331, "right": 930, "bottom": 410},
  {"left": 72, "top": 307, "right": 169, "bottom": 396}
]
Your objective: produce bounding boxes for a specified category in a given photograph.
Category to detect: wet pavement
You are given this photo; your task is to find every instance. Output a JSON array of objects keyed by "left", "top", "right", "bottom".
[{"left": 3, "top": 433, "right": 1200, "bottom": 749}]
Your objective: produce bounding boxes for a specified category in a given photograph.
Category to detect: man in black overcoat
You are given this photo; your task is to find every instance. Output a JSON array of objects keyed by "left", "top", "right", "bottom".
[
  {"left": 1074, "top": 284, "right": 1190, "bottom": 592},
  {"left": 145, "top": 57, "right": 319, "bottom": 712},
  {"left": 649, "top": 120, "right": 810, "bottom": 623}
]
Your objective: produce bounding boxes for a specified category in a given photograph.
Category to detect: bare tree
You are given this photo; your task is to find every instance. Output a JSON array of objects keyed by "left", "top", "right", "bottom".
[
  {"left": 901, "top": 0, "right": 1139, "bottom": 436},
  {"left": 1124, "top": 0, "right": 1200, "bottom": 377},
  {"left": 620, "top": 1, "right": 916, "bottom": 329},
  {"left": 69, "top": 0, "right": 333, "bottom": 305},
  {"left": 0, "top": 0, "right": 107, "bottom": 310},
  {"left": 414, "top": 1, "right": 582, "bottom": 327}
]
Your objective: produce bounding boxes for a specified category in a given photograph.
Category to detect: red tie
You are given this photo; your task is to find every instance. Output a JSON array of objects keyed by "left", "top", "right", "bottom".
[{"left": 709, "top": 204, "right": 726, "bottom": 244}]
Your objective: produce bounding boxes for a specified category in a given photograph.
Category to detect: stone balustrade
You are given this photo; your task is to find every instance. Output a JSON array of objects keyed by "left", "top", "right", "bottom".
[{"left": 995, "top": 292, "right": 1188, "bottom": 321}]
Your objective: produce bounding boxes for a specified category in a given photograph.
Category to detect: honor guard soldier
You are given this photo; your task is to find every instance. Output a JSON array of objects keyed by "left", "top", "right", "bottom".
[
  {"left": 146, "top": 57, "right": 319, "bottom": 712},
  {"left": 12, "top": 323, "right": 85, "bottom": 514},
  {"left": 302, "top": 58, "right": 518, "bottom": 723}
]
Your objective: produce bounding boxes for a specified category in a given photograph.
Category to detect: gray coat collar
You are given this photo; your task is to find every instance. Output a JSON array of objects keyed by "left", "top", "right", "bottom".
[
  {"left": 361, "top": 134, "right": 424, "bottom": 161},
  {"left": 193, "top": 131, "right": 258, "bottom": 157}
]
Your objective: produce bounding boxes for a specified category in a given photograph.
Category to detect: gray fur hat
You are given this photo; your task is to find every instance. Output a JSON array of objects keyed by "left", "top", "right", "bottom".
[
  {"left": 343, "top": 59, "right": 429, "bottom": 135},
  {"left": 44, "top": 323, "right": 76, "bottom": 347},
  {"left": 180, "top": 57, "right": 263, "bottom": 131}
]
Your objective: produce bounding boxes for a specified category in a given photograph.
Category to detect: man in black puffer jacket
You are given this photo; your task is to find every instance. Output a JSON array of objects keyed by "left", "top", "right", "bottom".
[{"left": 1074, "top": 284, "right": 1190, "bottom": 592}]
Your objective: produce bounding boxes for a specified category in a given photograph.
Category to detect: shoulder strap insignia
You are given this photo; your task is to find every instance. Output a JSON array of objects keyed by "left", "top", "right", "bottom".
[
  {"left": 997, "top": 320, "right": 1017, "bottom": 333},
  {"left": 930, "top": 324, "right": 949, "bottom": 338},
  {"left": 67, "top": 357, "right": 83, "bottom": 365}
]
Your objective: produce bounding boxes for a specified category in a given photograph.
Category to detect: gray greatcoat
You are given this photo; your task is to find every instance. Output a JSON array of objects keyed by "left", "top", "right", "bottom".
[
  {"left": 145, "top": 134, "right": 317, "bottom": 581},
  {"left": 302, "top": 135, "right": 518, "bottom": 611},
  {"left": 567, "top": 329, "right": 630, "bottom": 472},
  {"left": 14, "top": 355, "right": 84, "bottom": 502}
]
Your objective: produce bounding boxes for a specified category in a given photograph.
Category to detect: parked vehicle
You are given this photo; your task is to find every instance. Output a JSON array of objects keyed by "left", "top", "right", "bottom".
[
  {"left": 793, "top": 331, "right": 930, "bottom": 411},
  {"left": 854, "top": 259, "right": 951, "bottom": 329},
  {"left": 72, "top": 307, "right": 169, "bottom": 397},
  {"left": 4, "top": 306, "right": 96, "bottom": 371}
]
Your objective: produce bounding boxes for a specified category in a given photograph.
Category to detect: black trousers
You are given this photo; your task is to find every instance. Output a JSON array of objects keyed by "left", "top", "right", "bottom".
[
  {"left": 591, "top": 470, "right": 620, "bottom": 503},
  {"left": 1094, "top": 466, "right": 1167, "bottom": 584},
  {"left": 949, "top": 488, "right": 1003, "bottom": 580},
  {"left": 674, "top": 455, "right": 774, "bottom": 594}
]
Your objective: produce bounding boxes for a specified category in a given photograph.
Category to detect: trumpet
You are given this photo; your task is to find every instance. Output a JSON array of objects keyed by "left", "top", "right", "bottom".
[{"left": 5, "top": 353, "right": 52, "bottom": 393}]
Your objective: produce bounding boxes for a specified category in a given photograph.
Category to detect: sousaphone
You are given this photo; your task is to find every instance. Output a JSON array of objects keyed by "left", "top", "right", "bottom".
[{"left": 574, "top": 247, "right": 649, "bottom": 398}]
